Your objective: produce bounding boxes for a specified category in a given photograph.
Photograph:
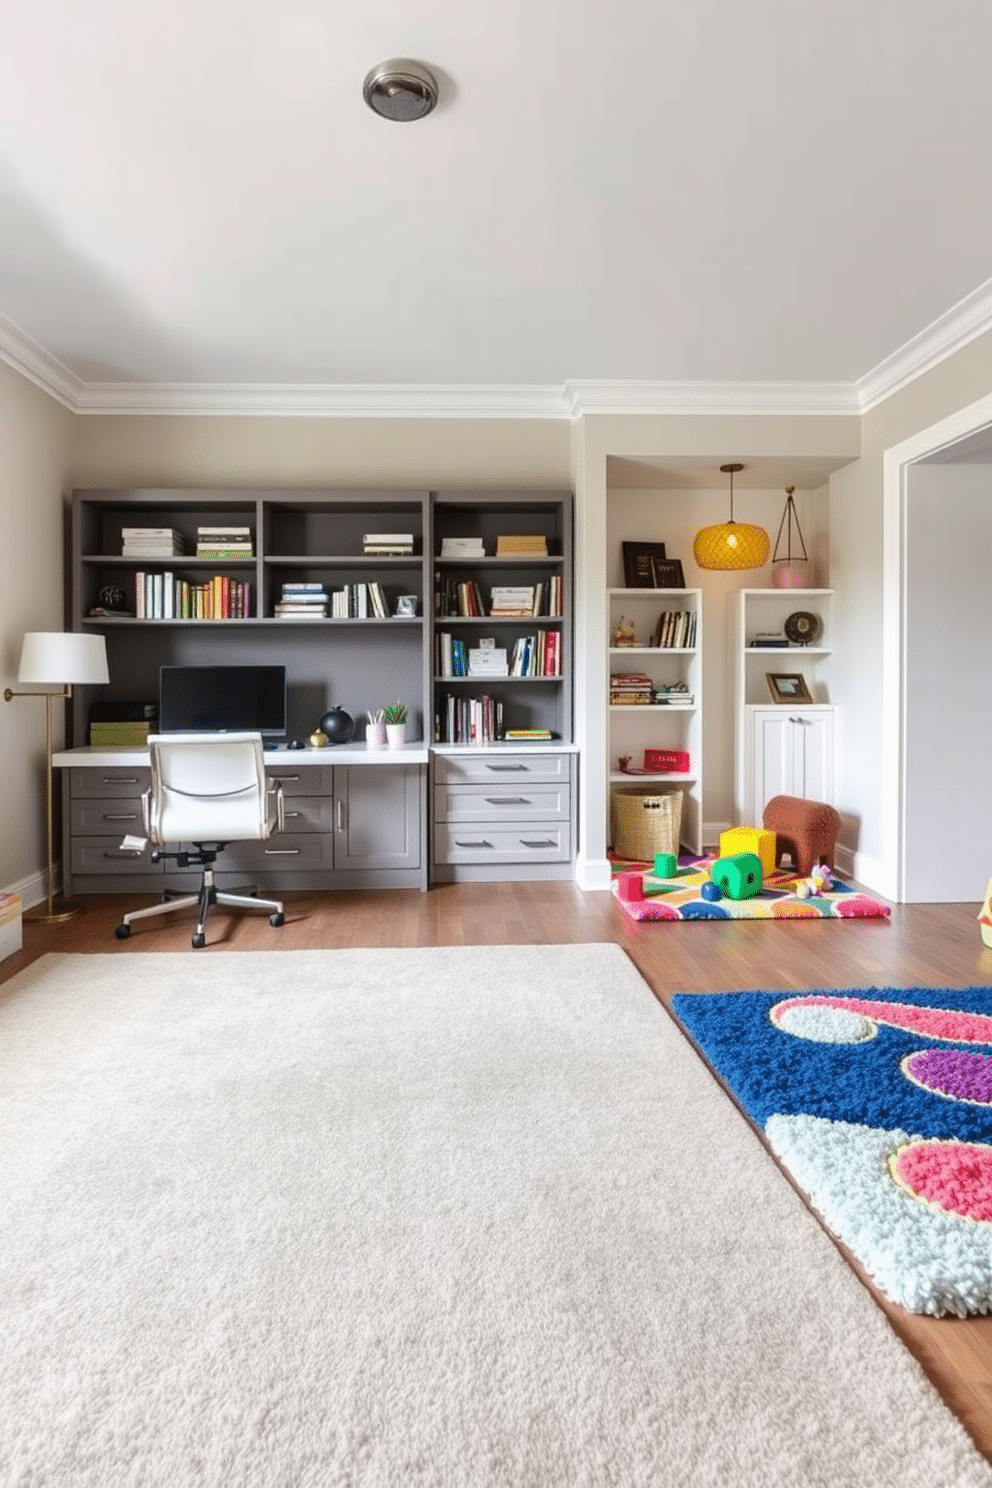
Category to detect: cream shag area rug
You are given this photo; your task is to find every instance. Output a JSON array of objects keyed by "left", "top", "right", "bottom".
[{"left": 1, "top": 947, "right": 990, "bottom": 1488}]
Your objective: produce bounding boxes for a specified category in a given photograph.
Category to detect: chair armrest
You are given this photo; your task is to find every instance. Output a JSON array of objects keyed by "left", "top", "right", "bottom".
[{"left": 268, "top": 779, "right": 285, "bottom": 834}]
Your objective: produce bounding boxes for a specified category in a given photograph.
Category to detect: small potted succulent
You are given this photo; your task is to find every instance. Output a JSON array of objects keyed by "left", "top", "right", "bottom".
[
  {"left": 365, "top": 708, "right": 386, "bottom": 749},
  {"left": 382, "top": 699, "right": 407, "bottom": 748}
]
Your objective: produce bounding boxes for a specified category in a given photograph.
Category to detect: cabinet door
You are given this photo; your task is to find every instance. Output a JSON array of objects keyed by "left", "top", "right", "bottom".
[
  {"left": 751, "top": 709, "right": 834, "bottom": 820},
  {"left": 333, "top": 765, "right": 422, "bottom": 871}
]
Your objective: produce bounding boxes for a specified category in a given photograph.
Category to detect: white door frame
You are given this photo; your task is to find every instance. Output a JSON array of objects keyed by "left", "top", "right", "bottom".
[{"left": 881, "top": 389, "right": 992, "bottom": 901}]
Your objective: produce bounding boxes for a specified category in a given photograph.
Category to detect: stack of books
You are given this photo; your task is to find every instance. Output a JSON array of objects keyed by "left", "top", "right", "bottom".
[
  {"left": 490, "top": 585, "right": 535, "bottom": 617},
  {"left": 610, "top": 671, "right": 654, "bottom": 705},
  {"left": 510, "top": 632, "right": 560, "bottom": 677},
  {"left": 363, "top": 533, "right": 414, "bottom": 556},
  {"left": 496, "top": 533, "right": 548, "bottom": 556},
  {"left": 274, "top": 582, "right": 329, "bottom": 619},
  {"left": 135, "top": 571, "right": 251, "bottom": 618},
  {"left": 505, "top": 727, "right": 552, "bottom": 741},
  {"left": 196, "top": 525, "right": 254, "bottom": 558},
  {"left": 654, "top": 681, "right": 694, "bottom": 706},
  {"left": 468, "top": 645, "right": 509, "bottom": 677},
  {"left": 440, "top": 536, "right": 485, "bottom": 559},
  {"left": 121, "top": 527, "right": 188, "bottom": 558}
]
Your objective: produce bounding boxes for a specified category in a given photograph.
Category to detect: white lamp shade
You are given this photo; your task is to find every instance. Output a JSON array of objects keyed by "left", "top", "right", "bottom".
[{"left": 17, "top": 632, "right": 109, "bottom": 686}]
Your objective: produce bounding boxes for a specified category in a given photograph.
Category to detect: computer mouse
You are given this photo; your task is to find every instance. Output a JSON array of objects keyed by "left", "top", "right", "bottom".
[{"left": 287, "top": 738, "right": 305, "bottom": 750}]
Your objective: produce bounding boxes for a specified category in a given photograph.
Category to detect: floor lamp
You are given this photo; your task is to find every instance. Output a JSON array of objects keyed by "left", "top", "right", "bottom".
[{"left": 4, "top": 631, "right": 109, "bottom": 922}]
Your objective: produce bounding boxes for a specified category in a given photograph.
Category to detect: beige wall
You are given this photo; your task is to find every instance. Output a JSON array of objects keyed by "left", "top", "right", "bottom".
[
  {"left": 0, "top": 365, "right": 75, "bottom": 897},
  {"left": 830, "top": 326, "right": 992, "bottom": 887},
  {"left": 71, "top": 417, "right": 571, "bottom": 491}
]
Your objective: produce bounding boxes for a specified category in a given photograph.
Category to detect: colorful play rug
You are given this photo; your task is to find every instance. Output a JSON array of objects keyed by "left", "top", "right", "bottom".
[
  {"left": 611, "top": 854, "right": 891, "bottom": 922},
  {"left": 671, "top": 987, "right": 992, "bottom": 1316}
]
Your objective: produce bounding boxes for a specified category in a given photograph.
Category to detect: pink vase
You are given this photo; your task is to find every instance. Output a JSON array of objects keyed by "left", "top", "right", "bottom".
[
  {"left": 772, "top": 562, "right": 809, "bottom": 589},
  {"left": 366, "top": 721, "right": 386, "bottom": 749}
]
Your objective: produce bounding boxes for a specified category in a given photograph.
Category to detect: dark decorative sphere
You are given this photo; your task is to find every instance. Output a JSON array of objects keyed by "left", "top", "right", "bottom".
[
  {"left": 98, "top": 583, "right": 127, "bottom": 611},
  {"left": 319, "top": 707, "right": 355, "bottom": 744}
]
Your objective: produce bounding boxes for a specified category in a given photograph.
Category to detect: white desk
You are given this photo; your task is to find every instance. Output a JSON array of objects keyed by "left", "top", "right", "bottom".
[{"left": 53, "top": 742, "right": 431, "bottom": 769}]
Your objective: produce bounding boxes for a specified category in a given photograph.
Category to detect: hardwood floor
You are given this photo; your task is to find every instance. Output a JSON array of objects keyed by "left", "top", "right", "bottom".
[{"left": 4, "top": 883, "right": 992, "bottom": 1462}]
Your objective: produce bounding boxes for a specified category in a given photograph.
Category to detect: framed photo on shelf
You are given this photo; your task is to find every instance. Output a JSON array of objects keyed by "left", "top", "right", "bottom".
[
  {"left": 622, "top": 541, "right": 667, "bottom": 588},
  {"left": 650, "top": 557, "right": 685, "bottom": 589},
  {"left": 766, "top": 672, "right": 813, "bottom": 704}
]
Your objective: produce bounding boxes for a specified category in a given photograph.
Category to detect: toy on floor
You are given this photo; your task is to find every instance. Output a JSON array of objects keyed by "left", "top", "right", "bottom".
[
  {"left": 718, "top": 826, "right": 776, "bottom": 878},
  {"left": 710, "top": 851, "right": 763, "bottom": 901},
  {"left": 762, "top": 795, "right": 841, "bottom": 879},
  {"left": 978, "top": 877, "right": 992, "bottom": 949},
  {"left": 700, "top": 880, "right": 723, "bottom": 902},
  {"left": 654, "top": 852, "right": 678, "bottom": 878},
  {"left": 796, "top": 865, "right": 835, "bottom": 898}
]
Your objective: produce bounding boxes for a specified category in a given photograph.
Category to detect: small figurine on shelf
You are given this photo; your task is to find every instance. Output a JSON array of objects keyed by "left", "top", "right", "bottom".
[{"left": 612, "top": 616, "right": 636, "bottom": 646}]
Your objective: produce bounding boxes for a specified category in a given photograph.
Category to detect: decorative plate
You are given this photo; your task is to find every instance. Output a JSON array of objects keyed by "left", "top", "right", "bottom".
[{"left": 784, "top": 610, "right": 822, "bottom": 646}]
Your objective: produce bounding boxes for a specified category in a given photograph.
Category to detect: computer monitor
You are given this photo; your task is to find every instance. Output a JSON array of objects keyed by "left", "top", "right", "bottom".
[{"left": 158, "top": 664, "right": 287, "bottom": 741}]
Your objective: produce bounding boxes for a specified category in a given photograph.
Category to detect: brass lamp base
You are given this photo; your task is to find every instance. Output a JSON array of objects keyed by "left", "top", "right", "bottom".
[{"left": 24, "top": 899, "right": 88, "bottom": 925}]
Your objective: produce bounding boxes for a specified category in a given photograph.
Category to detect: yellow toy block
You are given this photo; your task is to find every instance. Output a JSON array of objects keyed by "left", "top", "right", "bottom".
[{"left": 719, "top": 827, "right": 776, "bottom": 879}]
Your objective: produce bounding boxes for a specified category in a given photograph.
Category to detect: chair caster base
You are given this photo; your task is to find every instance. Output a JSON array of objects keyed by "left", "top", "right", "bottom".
[{"left": 115, "top": 923, "right": 131, "bottom": 940}]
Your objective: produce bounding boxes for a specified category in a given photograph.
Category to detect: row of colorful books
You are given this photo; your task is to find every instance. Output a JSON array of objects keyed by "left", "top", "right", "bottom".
[{"left": 134, "top": 571, "right": 252, "bottom": 619}]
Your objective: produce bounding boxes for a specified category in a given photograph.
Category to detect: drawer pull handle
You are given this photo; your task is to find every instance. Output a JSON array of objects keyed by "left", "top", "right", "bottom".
[
  {"left": 270, "top": 774, "right": 301, "bottom": 783},
  {"left": 485, "top": 764, "right": 527, "bottom": 772},
  {"left": 284, "top": 811, "right": 302, "bottom": 818},
  {"left": 103, "top": 813, "right": 138, "bottom": 821},
  {"left": 264, "top": 848, "right": 302, "bottom": 856},
  {"left": 102, "top": 850, "right": 136, "bottom": 859},
  {"left": 105, "top": 776, "right": 140, "bottom": 785},
  {"left": 486, "top": 797, "right": 529, "bottom": 805},
  {"left": 521, "top": 838, "right": 555, "bottom": 849},
  {"left": 455, "top": 839, "right": 493, "bottom": 849}
]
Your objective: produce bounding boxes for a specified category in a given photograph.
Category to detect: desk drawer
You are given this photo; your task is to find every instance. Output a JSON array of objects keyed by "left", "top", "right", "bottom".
[
  {"left": 70, "top": 798, "right": 145, "bottom": 835},
  {"left": 72, "top": 836, "right": 158, "bottom": 875},
  {"left": 434, "top": 783, "right": 569, "bottom": 823},
  {"left": 164, "top": 834, "right": 333, "bottom": 874},
  {"left": 434, "top": 821, "right": 570, "bottom": 866},
  {"left": 70, "top": 767, "right": 150, "bottom": 799},
  {"left": 434, "top": 752, "right": 570, "bottom": 786},
  {"left": 266, "top": 766, "right": 334, "bottom": 797},
  {"left": 276, "top": 796, "right": 335, "bottom": 833}
]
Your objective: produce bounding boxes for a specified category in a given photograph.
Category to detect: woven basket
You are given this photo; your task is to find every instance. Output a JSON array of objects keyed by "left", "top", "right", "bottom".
[{"left": 611, "top": 787, "right": 683, "bottom": 861}]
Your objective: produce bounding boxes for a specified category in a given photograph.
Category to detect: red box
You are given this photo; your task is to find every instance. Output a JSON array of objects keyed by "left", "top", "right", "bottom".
[{"left": 643, "top": 748, "right": 690, "bottom": 774}]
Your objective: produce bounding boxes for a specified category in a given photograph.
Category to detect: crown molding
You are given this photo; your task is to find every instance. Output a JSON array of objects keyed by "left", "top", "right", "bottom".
[
  {"left": 562, "top": 381, "right": 858, "bottom": 416},
  {"left": 73, "top": 382, "right": 570, "bottom": 418},
  {"left": 0, "top": 312, "right": 83, "bottom": 410},
  {"left": 856, "top": 275, "right": 992, "bottom": 412}
]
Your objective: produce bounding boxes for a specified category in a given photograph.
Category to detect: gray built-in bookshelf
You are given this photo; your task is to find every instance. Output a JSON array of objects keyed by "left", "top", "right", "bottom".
[{"left": 67, "top": 487, "right": 574, "bottom": 889}]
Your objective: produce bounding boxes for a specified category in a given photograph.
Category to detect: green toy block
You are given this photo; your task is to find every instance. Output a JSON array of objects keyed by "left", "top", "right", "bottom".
[{"left": 711, "top": 851, "right": 763, "bottom": 901}]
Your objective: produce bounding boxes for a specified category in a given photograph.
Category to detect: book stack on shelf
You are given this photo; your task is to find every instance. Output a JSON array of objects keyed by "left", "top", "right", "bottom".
[
  {"left": 121, "top": 527, "right": 188, "bottom": 558},
  {"left": 440, "top": 536, "right": 485, "bottom": 560},
  {"left": 328, "top": 581, "right": 389, "bottom": 619},
  {"left": 654, "top": 681, "right": 694, "bottom": 706},
  {"left": 610, "top": 671, "right": 654, "bottom": 705},
  {"left": 468, "top": 642, "right": 508, "bottom": 678},
  {"left": 653, "top": 610, "right": 697, "bottom": 648},
  {"left": 196, "top": 525, "right": 254, "bottom": 558},
  {"left": 135, "top": 572, "right": 251, "bottom": 619},
  {"left": 510, "top": 632, "right": 560, "bottom": 677},
  {"left": 363, "top": 532, "right": 414, "bottom": 556},
  {"left": 505, "top": 727, "right": 552, "bottom": 741},
  {"left": 495, "top": 533, "right": 548, "bottom": 557},
  {"left": 274, "top": 582, "right": 329, "bottom": 619},
  {"left": 490, "top": 586, "right": 536, "bottom": 617}
]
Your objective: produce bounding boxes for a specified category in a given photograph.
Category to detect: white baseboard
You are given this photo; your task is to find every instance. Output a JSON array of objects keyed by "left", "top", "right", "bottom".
[
  {"left": 4, "top": 865, "right": 57, "bottom": 911},
  {"left": 576, "top": 854, "right": 613, "bottom": 892}
]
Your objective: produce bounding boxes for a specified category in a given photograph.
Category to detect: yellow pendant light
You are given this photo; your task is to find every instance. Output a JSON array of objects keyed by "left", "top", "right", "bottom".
[{"left": 692, "top": 463, "right": 770, "bottom": 571}]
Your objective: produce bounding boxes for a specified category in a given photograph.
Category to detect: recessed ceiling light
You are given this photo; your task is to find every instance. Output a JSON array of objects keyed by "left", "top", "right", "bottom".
[{"left": 363, "top": 59, "right": 439, "bottom": 122}]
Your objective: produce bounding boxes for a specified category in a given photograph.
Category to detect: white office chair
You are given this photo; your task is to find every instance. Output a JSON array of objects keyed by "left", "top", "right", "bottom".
[{"left": 115, "top": 732, "right": 286, "bottom": 949}]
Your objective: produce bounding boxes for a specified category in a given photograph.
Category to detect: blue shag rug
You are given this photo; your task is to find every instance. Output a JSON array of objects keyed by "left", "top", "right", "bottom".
[{"left": 671, "top": 986, "right": 992, "bottom": 1316}]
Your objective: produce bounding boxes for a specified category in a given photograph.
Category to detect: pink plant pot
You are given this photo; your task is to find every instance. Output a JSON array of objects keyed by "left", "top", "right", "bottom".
[{"left": 772, "top": 563, "right": 810, "bottom": 589}]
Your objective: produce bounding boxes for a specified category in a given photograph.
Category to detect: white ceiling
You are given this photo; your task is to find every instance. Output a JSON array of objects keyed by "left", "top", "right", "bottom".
[{"left": 2, "top": 0, "right": 992, "bottom": 414}]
